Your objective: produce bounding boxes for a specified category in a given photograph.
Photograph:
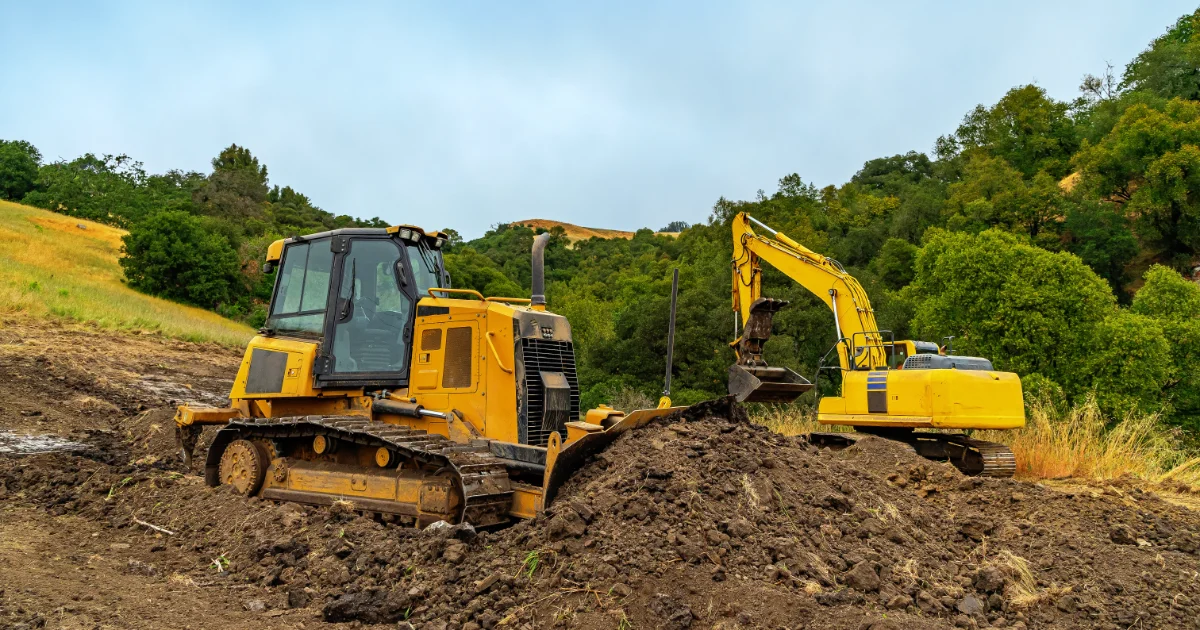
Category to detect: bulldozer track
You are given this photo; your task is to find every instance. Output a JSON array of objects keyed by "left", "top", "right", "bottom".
[
  {"left": 808, "top": 431, "right": 1016, "bottom": 478},
  {"left": 208, "top": 415, "right": 515, "bottom": 527}
]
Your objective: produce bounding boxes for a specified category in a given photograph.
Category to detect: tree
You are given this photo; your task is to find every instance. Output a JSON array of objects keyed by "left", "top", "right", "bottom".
[
  {"left": 119, "top": 210, "right": 243, "bottom": 307},
  {"left": 910, "top": 229, "right": 1117, "bottom": 398},
  {"left": 1087, "top": 311, "right": 1171, "bottom": 415},
  {"left": 1062, "top": 201, "right": 1139, "bottom": 298},
  {"left": 872, "top": 238, "right": 918, "bottom": 290},
  {"left": 1075, "top": 99, "right": 1200, "bottom": 264},
  {"left": 659, "top": 220, "right": 690, "bottom": 232},
  {"left": 193, "top": 144, "right": 270, "bottom": 225},
  {"left": 22, "top": 154, "right": 149, "bottom": 226},
  {"left": 1122, "top": 9, "right": 1200, "bottom": 101},
  {"left": 0, "top": 139, "right": 41, "bottom": 200},
  {"left": 940, "top": 85, "right": 1079, "bottom": 179},
  {"left": 1131, "top": 265, "right": 1200, "bottom": 429}
]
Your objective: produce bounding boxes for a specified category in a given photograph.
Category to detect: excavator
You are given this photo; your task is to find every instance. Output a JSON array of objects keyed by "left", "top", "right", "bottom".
[
  {"left": 175, "top": 225, "right": 682, "bottom": 528},
  {"left": 727, "top": 212, "right": 1024, "bottom": 477}
]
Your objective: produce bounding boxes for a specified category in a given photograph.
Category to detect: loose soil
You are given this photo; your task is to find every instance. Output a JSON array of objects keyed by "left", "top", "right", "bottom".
[{"left": 2, "top": 317, "right": 1199, "bottom": 630}]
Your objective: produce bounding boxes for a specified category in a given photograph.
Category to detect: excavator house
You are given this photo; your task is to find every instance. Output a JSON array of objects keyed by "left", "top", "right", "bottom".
[
  {"left": 728, "top": 212, "right": 1025, "bottom": 476},
  {"left": 176, "top": 226, "right": 679, "bottom": 528}
]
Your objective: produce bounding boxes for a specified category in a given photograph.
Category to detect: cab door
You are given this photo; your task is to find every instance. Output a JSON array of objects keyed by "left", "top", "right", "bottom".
[{"left": 318, "top": 236, "right": 418, "bottom": 387}]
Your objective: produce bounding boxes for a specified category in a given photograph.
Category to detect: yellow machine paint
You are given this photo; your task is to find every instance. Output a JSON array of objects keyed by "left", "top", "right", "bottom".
[
  {"left": 177, "top": 228, "right": 683, "bottom": 526},
  {"left": 728, "top": 212, "right": 1023, "bottom": 475}
]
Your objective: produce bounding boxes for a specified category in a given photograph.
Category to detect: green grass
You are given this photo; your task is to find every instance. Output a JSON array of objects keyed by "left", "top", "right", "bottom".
[{"left": 0, "top": 199, "right": 254, "bottom": 346}]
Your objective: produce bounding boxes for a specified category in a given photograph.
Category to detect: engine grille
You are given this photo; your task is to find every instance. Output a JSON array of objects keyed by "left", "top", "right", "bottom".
[{"left": 517, "top": 338, "right": 580, "bottom": 446}]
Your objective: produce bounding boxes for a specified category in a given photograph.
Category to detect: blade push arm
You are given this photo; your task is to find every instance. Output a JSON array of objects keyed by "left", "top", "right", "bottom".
[{"left": 731, "top": 212, "right": 886, "bottom": 370}]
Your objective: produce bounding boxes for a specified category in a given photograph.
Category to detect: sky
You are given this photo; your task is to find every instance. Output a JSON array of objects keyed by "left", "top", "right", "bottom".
[{"left": 0, "top": 2, "right": 1194, "bottom": 239}]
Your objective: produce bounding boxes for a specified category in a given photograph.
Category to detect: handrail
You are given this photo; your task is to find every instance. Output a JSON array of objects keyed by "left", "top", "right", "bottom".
[
  {"left": 427, "top": 288, "right": 486, "bottom": 301},
  {"left": 485, "top": 296, "right": 532, "bottom": 304},
  {"left": 485, "top": 331, "right": 513, "bottom": 373}
]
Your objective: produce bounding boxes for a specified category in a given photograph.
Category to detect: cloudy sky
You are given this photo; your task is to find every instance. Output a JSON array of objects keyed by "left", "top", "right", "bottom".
[{"left": 0, "top": 2, "right": 1192, "bottom": 237}]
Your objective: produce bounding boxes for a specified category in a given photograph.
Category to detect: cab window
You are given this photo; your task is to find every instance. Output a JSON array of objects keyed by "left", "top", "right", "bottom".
[
  {"left": 330, "top": 239, "right": 413, "bottom": 374},
  {"left": 269, "top": 239, "right": 333, "bottom": 334},
  {"left": 406, "top": 241, "right": 443, "bottom": 296}
]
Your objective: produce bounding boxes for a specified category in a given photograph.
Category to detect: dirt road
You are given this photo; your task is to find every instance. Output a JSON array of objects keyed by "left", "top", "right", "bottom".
[{"left": 2, "top": 317, "right": 1199, "bottom": 629}]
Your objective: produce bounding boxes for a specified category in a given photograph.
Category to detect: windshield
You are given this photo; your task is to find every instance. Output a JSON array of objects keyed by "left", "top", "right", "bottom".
[
  {"left": 406, "top": 241, "right": 444, "bottom": 296},
  {"left": 269, "top": 238, "right": 333, "bottom": 334}
]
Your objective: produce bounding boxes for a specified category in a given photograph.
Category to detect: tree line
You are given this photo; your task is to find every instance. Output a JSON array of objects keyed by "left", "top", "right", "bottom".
[{"left": 2, "top": 9, "right": 1199, "bottom": 437}]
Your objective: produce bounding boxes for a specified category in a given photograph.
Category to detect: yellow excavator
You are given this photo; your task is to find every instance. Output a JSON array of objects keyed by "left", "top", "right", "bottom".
[
  {"left": 728, "top": 212, "right": 1024, "bottom": 476},
  {"left": 176, "top": 225, "right": 682, "bottom": 528}
]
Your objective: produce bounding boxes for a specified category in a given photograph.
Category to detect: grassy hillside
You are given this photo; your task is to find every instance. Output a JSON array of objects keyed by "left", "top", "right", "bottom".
[
  {"left": 515, "top": 218, "right": 679, "bottom": 243},
  {"left": 0, "top": 200, "right": 254, "bottom": 346}
]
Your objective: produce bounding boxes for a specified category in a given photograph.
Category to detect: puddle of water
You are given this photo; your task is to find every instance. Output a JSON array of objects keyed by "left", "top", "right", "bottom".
[
  {"left": 136, "top": 375, "right": 230, "bottom": 408},
  {"left": 0, "top": 430, "right": 86, "bottom": 455}
]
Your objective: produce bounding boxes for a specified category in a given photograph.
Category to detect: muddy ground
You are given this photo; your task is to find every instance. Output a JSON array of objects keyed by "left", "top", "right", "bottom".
[{"left": 1, "top": 317, "right": 1199, "bottom": 630}]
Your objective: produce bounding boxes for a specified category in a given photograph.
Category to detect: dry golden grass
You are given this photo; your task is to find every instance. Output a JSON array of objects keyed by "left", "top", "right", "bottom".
[
  {"left": 0, "top": 200, "right": 254, "bottom": 346},
  {"left": 753, "top": 398, "right": 1200, "bottom": 490}
]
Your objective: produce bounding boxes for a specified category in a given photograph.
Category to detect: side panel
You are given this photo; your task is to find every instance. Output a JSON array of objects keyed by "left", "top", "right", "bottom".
[
  {"left": 408, "top": 299, "right": 495, "bottom": 441},
  {"left": 818, "top": 369, "right": 1024, "bottom": 430},
  {"left": 231, "top": 336, "right": 322, "bottom": 400}
]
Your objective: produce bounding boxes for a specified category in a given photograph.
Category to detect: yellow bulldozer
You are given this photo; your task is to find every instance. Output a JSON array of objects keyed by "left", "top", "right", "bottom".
[
  {"left": 727, "top": 212, "right": 1025, "bottom": 476},
  {"left": 176, "top": 225, "right": 681, "bottom": 528}
]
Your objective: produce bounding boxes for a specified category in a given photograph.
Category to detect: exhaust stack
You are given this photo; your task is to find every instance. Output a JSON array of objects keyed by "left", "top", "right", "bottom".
[{"left": 531, "top": 233, "right": 550, "bottom": 310}]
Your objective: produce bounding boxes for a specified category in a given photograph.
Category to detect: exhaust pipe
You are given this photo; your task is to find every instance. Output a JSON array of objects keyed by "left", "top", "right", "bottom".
[{"left": 531, "top": 233, "right": 550, "bottom": 309}]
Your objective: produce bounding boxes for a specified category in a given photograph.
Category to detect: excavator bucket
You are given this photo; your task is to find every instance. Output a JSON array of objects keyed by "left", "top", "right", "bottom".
[
  {"left": 729, "top": 296, "right": 815, "bottom": 403},
  {"left": 728, "top": 364, "right": 813, "bottom": 403}
]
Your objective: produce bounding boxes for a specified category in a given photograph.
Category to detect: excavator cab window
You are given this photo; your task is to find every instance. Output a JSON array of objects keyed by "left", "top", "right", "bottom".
[
  {"left": 328, "top": 238, "right": 414, "bottom": 375},
  {"left": 269, "top": 238, "right": 334, "bottom": 335}
]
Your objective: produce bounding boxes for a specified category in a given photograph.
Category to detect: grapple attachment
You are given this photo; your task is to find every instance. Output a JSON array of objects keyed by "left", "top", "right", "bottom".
[
  {"left": 729, "top": 296, "right": 814, "bottom": 403},
  {"left": 728, "top": 364, "right": 813, "bottom": 403}
]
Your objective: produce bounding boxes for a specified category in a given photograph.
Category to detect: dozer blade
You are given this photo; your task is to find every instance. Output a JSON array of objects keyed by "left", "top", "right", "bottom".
[
  {"left": 728, "top": 363, "right": 814, "bottom": 403},
  {"left": 542, "top": 406, "right": 685, "bottom": 510}
]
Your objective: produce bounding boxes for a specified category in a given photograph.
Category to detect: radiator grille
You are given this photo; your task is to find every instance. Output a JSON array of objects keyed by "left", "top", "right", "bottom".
[
  {"left": 518, "top": 338, "right": 580, "bottom": 446},
  {"left": 421, "top": 328, "right": 442, "bottom": 351},
  {"left": 442, "top": 327, "right": 473, "bottom": 388}
]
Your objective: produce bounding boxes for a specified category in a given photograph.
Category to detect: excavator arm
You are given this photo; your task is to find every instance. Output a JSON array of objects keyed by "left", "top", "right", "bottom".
[{"left": 731, "top": 212, "right": 887, "bottom": 371}]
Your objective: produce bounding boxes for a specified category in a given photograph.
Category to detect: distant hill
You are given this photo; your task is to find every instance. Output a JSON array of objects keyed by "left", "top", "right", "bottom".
[
  {"left": 514, "top": 218, "right": 679, "bottom": 243},
  {"left": 0, "top": 200, "right": 254, "bottom": 346}
]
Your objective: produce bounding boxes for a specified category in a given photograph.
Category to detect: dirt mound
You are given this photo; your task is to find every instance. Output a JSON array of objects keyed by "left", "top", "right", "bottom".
[{"left": 5, "top": 398, "right": 1200, "bottom": 629}]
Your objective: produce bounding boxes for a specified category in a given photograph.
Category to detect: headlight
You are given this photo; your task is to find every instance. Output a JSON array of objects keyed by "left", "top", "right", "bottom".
[{"left": 398, "top": 228, "right": 413, "bottom": 240}]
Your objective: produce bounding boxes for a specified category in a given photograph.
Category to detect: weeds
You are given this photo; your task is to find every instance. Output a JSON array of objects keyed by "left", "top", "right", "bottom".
[
  {"left": 753, "top": 398, "right": 1200, "bottom": 490},
  {"left": 518, "top": 550, "right": 541, "bottom": 579}
]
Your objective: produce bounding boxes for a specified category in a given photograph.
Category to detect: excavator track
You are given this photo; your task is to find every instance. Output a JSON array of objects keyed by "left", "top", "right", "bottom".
[
  {"left": 206, "top": 415, "right": 516, "bottom": 527},
  {"left": 809, "top": 430, "right": 1016, "bottom": 478}
]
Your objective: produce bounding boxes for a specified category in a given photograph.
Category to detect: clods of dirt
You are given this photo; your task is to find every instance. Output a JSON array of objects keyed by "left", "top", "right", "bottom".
[{"left": 5, "top": 396, "right": 1200, "bottom": 629}]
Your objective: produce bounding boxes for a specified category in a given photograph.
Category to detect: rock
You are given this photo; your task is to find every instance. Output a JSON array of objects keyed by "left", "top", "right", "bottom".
[
  {"left": 974, "top": 566, "right": 1006, "bottom": 593},
  {"left": 843, "top": 561, "right": 881, "bottom": 592},
  {"left": 611, "top": 583, "right": 632, "bottom": 598},
  {"left": 956, "top": 594, "right": 985, "bottom": 616},
  {"left": 546, "top": 510, "right": 587, "bottom": 540},
  {"left": 917, "top": 590, "right": 944, "bottom": 614},
  {"left": 442, "top": 544, "right": 467, "bottom": 564},
  {"left": 648, "top": 593, "right": 694, "bottom": 630},
  {"left": 1110, "top": 524, "right": 1138, "bottom": 545},
  {"left": 1055, "top": 593, "right": 1077, "bottom": 613},
  {"left": 109, "top": 543, "right": 131, "bottom": 551},
  {"left": 886, "top": 594, "right": 911, "bottom": 609},
  {"left": 726, "top": 518, "right": 755, "bottom": 538},
  {"left": 569, "top": 500, "right": 595, "bottom": 523},
  {"left": 244, "top": 600, "right": 267, "bottom": 612},
  {"left": 287, "top": 588, "right": 311, "bottom": 609}
]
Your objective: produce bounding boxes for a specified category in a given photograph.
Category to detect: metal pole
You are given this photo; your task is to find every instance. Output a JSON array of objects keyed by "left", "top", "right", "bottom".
[{"left": 663, "top": 268, "right": 679, "bottom": 397}]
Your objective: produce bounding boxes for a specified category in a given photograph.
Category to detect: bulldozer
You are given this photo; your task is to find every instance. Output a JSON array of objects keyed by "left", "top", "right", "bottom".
[
  {"left": 727, "top": 212, "right": 1024, "bottom": 477},
  {"left": 176, "top": 225, "right": 683, "bottom": 528}
]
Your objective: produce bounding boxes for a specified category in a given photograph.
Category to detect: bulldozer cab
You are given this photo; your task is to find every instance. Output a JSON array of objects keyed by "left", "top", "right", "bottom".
[{"left": 265, "top": 228, "right": 449, "bottom": 389}]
